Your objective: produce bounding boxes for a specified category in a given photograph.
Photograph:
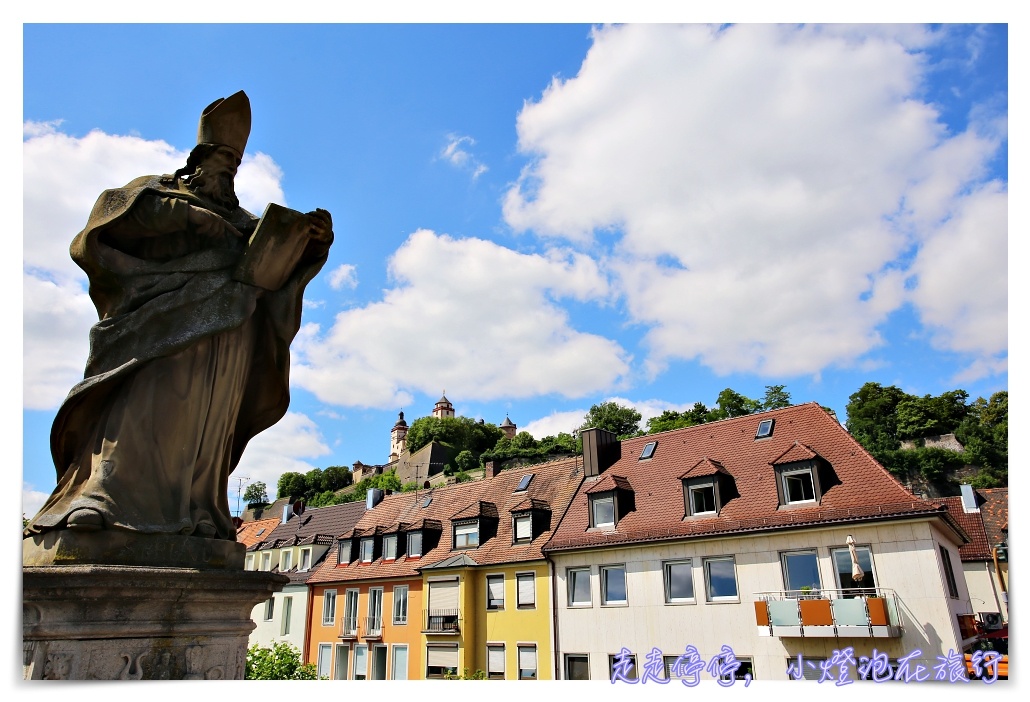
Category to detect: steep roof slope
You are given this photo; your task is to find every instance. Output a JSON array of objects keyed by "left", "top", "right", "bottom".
[
  {"left": 308, "top": 456, "right": 584, "bottom": 585},
  {"left": 236, "top": 516, "right": 280, "bottom": 548},
  {"left": 933, "top": 496, "right": 992, "bottom": 560},
  {"left": 546, "top": 402, "right": 958, "bottom": 552}
]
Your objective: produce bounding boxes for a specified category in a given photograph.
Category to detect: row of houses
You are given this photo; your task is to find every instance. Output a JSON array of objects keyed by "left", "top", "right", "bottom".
[{"left": 239, "top": 403, "right": 1008, "bottom": 681}]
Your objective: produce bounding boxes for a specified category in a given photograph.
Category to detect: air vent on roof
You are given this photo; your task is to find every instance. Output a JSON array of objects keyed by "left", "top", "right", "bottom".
[
  {"left": 755, "top": 419, "right": 774, "bottom": 439},
  {"left": 515, "top": 474, "right": 533, "bottom": 492},
  {"left": 639, "top": 441, "right": 657, "bottom": 460}
]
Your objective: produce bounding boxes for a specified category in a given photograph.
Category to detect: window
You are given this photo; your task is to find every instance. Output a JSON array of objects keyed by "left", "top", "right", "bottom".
[
  {"left": 367, "top": 588, "right": 384, "bottom": 636},
  {"left": 515, "top": 474, "right": 533, "bottom": 492},
  {"left": 781, "top": 550, "right": 821, "bottom": 593},
  {"left": 639, "top": 441, "right": 657, "bottom": 460},
  {"left": 487, "top": 644, "right": 505, "bottom": 680},
  {"left": 408, "top": 531, "right": 422, "bottom": 557},
  {"left": 334, "top": 644, "right": 349, "bottom": 679},
  {"left": 454, "top": 521, "right": 479, "bottom": 549},
  {"left": 781, "top": 467, "right": 817, "bottom": 504},
  {"left": 487, "top": 574, "right": 505, "bottom": 610},
  {"left": 568, "top": 567, "right": 592, "bottom": 606},
  {"left": 517, "top": 573, "right": 536, "bottom": 608},
  {"left": 261, "top": 552, "right": 271, "bottom": 571},
  {"left": 393, "top": 585, "right": 408, "bottom": 624},
  {"left": 317, "top": 643, "right": 332, "bottom": 679},
  {"left": 281, "top": 596, "right": 293, "bottom": 635},
  {"left": 360, "top": 537, "right": 374, "bottom": 563},
  {"left": 280, "top": 549, "right": 292, "bottom": 571},
  {"left": 263, "top": 597, "right": 274, "bottom": 621},
  {"left": 704, "top": 557, "right": 738, "bottom": 601},
  {"left": 323, "top": 590, "right": 337, "bottom": 625},
  {"left": 427, "top": 579, "right": 460, "bottom": 632},
  {"left": 514, "top": 514, "right": 532, "bottom": 542},
  {"left": 245, "top": 554, "right": 255, "bottom": 570},
  {"left": 590, "top": 493, "right": 615, "bottom": 528},
  {"left": 565, "top": 654, "right": 589, "bottom": 680},
  {"left": 608, "top": 652, "right": 637, "bottom": 681},
  {"left": 831, "top": 545, "right": 877, "bottom": 593},
  {"left": 300, "top": 548, "right": 312, "bottom": 571},
  {"left": 426, "top": 644, "right": 458, "bottom": 678},
  {"left": 789, "top": 656, "right": 826, "bottom": 681},
  {"left": 720, "top": 657, "right": 753, "bottom": 682},
  {"left": 756, "top": 418, "right": 774, "bottom": 438},
  {"left": 940, "top": 545, "right": 959, "bottom": 598},
  {"left": 354, "top": 644, "right": 368, "bottom": 680},
  {"left": 338, "top": 538, "right": 352, "bottom": 565},
  {"left": 391, "top": 645, "right": 408, "bottom": 680},
  {"left": 663, "top": 560, "right": 695, "bottom": 603},
  {"left": 343, "top": 589, "right": 359, "bottom": 636},
  {"left": 687, "top": 482, "right": 717, "bottom": 516},
  {"left": 383, "top": 534, "right": 398, "bottom": 560},
  {"left": 601, "top": 565, "right": 628, "bottom": 605},
  {"left": 518, "top": 645, "right": 537, "bottom": 680}
]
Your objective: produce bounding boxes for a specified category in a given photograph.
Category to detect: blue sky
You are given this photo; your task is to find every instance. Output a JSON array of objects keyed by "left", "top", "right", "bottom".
[{"left": 21, "top": 22, "right": 1010, "bottom": 519}]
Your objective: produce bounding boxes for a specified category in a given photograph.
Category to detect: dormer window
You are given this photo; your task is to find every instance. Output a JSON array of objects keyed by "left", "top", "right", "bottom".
[
  {"left": 781, "top": 467, "right": 816, "bottom": 504},
  {"left": 360, "top": 537, "right": 375, "bottom": 563},
  {"left": 513, "top": 514, "right": 532, "bottom": 543},
  {"left": 299, "top": 547, "right": 312, "bottom": 571},
  {"left": 408, "top": 530, "right": 423, "bottom": 557},
  {"left": 261, "top": 552, "right": 271, "bottom": 571},
  {"left": 755, "top": 419, "right": 774, "bottom": 439},
  {"left": 338, "top": 538, "right": 352, "bottom": 565},
  {"left": 383, "top": 534, "right": 398, "bottom": 560},
  {"left": 590, "top": 493, "right": 616, "bottom": 528},
  {"left": 280, "top": 549, "right": 293, "bottom": 571},
  {"left": 454, "top": 521, "right": 480, "bottom": 549},
  {"left": 639, "top": 441, "right": 657, "bottom": 460},
  {"left": 686, "top": 481, "right": 717, "bottom": 516}
]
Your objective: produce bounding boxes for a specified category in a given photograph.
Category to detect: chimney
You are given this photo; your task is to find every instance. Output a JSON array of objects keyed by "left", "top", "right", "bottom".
[
  {"left": 282, "top": 503, "right": 294, "bottom": 524},
  {"left": 581, "top": 427, "right": 619, "bottom": 478},
  {"left": 366, "top": 488, "right": 385, "bottom": 510},
  {"left": 486, "top": 460, "right": 502, "bottom": 478},
  {"left": 960, "top": 484, "right": 980, "bottom": 513}
]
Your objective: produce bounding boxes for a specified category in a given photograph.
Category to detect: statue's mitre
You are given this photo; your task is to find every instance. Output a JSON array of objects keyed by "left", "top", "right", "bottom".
[{"left": 196, "top": 90, "right": 251, "bottom": 158}]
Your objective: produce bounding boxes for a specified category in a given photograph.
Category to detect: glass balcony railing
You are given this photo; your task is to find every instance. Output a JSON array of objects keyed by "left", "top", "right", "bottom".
[{"left": 754, "top": 588, "right": 902, "bottom": 638}]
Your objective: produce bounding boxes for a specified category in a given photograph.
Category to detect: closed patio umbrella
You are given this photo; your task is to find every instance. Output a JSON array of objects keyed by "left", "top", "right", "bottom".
[{"left": 847, "top": 535, "right": 865, "bottom": 583}]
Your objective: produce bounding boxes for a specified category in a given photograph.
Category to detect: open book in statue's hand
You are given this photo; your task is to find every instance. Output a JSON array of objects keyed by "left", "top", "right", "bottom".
[{"left": 232, "top": 203, "right": 310, "bottom": 291}]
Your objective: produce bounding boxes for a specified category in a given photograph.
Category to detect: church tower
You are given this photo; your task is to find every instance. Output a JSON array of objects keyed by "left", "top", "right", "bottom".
[{"left": 389, "top": 411, "right": 408, "bottom": 461}]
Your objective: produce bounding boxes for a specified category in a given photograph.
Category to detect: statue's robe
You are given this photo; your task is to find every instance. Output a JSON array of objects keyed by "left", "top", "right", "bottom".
[{"left": 26, "top": 175, "right": 331, "bottom": 540}]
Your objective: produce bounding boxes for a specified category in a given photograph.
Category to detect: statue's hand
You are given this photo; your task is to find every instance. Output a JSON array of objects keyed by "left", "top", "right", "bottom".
[
  {"left": 188, "top": 205, "right": 244, "bottom": 239},
  {"left": 303, "top": 208, "right": 333, "bottom": 243}
]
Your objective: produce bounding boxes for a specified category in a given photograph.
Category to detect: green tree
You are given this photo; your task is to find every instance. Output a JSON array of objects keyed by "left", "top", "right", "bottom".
[
  {"left": 510, "top": 431, "right": 538, "bottom": 450},
  {"left": 245, "top": 642, "right": 320, "bottom": 680},
  {"left": 322, "top": 465, "right": 353, "bottom": 491},
  {"left": 243, "top": 481, "right": 268, "bottom": 505},
  {"left": 579, "top": 401, "right": 642, "bottom": 439},
  {"left": 713, "top": 388, "right": 761, "bottom": 419},
  {"left": 896, "top": 390, "right": 969, "bottom": 440},
  {"left": 304, "top": 468, "right": 326, "bottom": 494},
  {"left": 277, "top": 472, "right": 307, "bottom": 499},
  {"left": 454, "top": 450, "right": 478, "bottom": 473},
  {"left": 761, "top": 384, "right": 792, "bottom": 411},
  {"left": 646, "top": 402, "right": 713, "bottom": 434},
  {"left": 845, "top": 382, "right": 910, "bottom": 459},
  {"left": 538, "top": 432, "right": 580, "bottom": 455},
  {"left": 405, "top": 415, "right": 504, "bottom": 456}
]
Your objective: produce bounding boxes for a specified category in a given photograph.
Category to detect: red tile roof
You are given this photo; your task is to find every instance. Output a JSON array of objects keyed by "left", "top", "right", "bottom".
[
  {"left": 679, "top": 457, "right": 728, "bottom": 479},
  {"left": 236, "top": 516, "right": 280, "bottom": 548},
  {"left": 933, "top": 497, "right": 992, "bottom": 561},
  {"left": 979, "top": 488, "right": 1008, "bottom": 548},
  {"left": 584, "top": 473, "right": 632, "bottom": 494},
  {"left": 546, "top": 403, "right": 958, "bottom": 552},
  {"left": 307, "top": 456, "right": 584, "bottom": 585}
]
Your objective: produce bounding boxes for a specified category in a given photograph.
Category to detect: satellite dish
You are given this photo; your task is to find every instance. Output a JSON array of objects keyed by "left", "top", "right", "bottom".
[{"left": 292, "top": 500, "right": 306, "bottom": 516}]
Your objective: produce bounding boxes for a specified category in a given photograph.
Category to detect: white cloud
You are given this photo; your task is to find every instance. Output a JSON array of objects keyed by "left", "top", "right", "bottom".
[
  {"left": 328, "top": 263, "right": 359, "bottom": 290},
  {"left": 23, "top": 483, "right": 51, "bottom": 522},
  {"left": 234, "top": 412, "right": 332, "bottom": 496},
  {"left": 22, "top": 123, "right": 288, "bottom": 410},
  {"left": 291, "top": 229, "right": 630, "bottom": 408},
  {"left": 521, "top": 410, "right": 586, "bottom": 439},
  {"left": 440, "top": 133, "right": 488, "bottom": 180},
  {"left": 502, "top": 24, "right": 1006, "bottom": 380}
]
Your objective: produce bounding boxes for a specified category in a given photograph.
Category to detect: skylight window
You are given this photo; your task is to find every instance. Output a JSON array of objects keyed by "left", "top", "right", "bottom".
[
  {"left": 422, "top": 496, "right": 432, "bottom": 508},
  {"left": 515, "top": 474, "right": 534, "bottom": 492},
  {"left": 639, "top": 441, "right": 657, "bottom": 460},
  {"left": 755, "top": 419, "right": 774, "bottom": 439},
  {"left": 255, "top": 528, "right": 265, "bottom": 536}
]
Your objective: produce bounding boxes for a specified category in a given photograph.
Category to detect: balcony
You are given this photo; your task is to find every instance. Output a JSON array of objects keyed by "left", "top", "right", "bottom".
[
  {"left": 754, "top": 588, "right": 902, "bottom": 638},
  {"left": 422, "top": 609, "right": 461, "bottom": 635},
  {"left": 364, "top": 615, "right": 383, "bottom": 639},
  {"left": 339, "top": 615, "right": 359, "bottom": 640}
]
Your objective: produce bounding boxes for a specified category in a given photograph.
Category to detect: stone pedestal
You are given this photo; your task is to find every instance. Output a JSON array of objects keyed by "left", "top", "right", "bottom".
[{"left": 23, "top": 565, "right": 288, "bottom": 680}]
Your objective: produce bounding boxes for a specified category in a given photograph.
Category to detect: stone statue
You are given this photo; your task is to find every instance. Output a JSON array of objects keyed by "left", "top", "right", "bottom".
[{"left": 24, "top": 91, "right": 333, "bottom": 546}]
